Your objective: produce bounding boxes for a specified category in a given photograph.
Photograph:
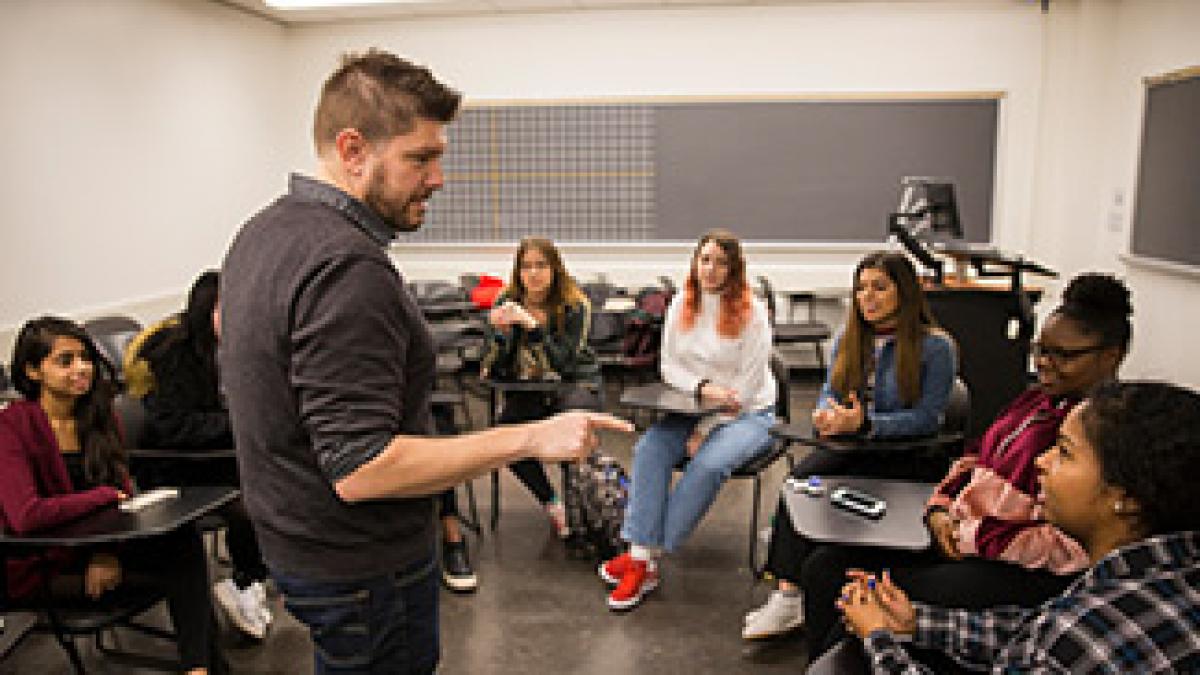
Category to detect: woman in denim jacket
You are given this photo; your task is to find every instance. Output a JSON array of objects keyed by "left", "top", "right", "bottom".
[
  {"left": 810, "top": 251, "right": 955, "bottom": 443},
  {"left": 742, "top": 251, "right": 955, "bottom": 639}
]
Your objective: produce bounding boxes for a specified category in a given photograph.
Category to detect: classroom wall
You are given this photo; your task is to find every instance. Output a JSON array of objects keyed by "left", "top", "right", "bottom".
[
  {"left": 281, "top": 1, "right": 1047, "bottom": 293},
  {"left": 3, "top": 0, "right": 1197, "bottom": 387},
  {"left": 0, "top": 0, "right": 288, "bottom": 358},
  {"left": 1028, "top": 0, "right": 1200, "bottom": 387}
]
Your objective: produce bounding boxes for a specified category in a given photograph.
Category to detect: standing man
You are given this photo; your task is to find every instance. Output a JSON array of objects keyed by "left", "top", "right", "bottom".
[{"left": 219, "top": 50, "right": 630, "bottom": 674}]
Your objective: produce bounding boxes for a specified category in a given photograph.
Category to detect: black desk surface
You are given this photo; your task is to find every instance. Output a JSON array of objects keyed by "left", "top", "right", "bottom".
[
  {"left": 484, "top": 379, "right": 570, "bottom": 393},
  {"left": 782, "top": 476, "right": 934, "bottom": 551},
  {"left": 771, "top": 421, "right": 962, "bottom": 452},
  {"left": 0, "top": 485, "right": 238, "bottom": 548},
  {"left": 128, "top": 448, "right": 237, "bottom": 461},
  {"left": 619, "top": 382, "right": 724, "bottom": 415},
  {"left": 419, "top": 300, "right": 477, "bottom": 316}
]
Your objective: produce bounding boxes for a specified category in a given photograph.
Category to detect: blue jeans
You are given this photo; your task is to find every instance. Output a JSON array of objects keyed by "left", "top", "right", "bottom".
[
  {"left": 621, "top": 409, "right": 775, "bottom": 552},
  {"left": 273, "top": 558, "right": 439, "bottom": 675}
]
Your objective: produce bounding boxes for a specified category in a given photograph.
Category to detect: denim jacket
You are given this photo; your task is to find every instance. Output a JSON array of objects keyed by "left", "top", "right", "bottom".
[{"left": 817, "top": 331, "right": 956, "bottom": 438}]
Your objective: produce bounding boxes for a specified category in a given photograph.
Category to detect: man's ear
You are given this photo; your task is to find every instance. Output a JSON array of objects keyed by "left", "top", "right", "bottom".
[
  {"left": 333, "top": 128, "right": 369, "bottom": 178},
  {"left": 25, "top": 364, "right": 41, "bottom": 382}
]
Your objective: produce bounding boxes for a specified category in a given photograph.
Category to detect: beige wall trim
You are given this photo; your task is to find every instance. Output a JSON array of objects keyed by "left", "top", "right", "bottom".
[
  {"left": 1143, "top": 65, "right": 1200, "bottom": 87},
  {"left": 1120, "top": 253, "right": 1200, "bottom": 281},
  {"left": 465, "top": 91, "right": 1007, "bottom": 108}
]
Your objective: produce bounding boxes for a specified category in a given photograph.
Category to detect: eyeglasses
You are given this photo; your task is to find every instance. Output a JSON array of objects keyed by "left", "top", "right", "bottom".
[{"left": 1031, "top": 343, "right": 1108, "bottom": 362}]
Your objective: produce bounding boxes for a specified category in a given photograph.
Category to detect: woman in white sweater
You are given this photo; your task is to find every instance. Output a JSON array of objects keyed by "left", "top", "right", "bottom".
[{"left": 599, "top": 229, "right": 776, "bottom": 611}]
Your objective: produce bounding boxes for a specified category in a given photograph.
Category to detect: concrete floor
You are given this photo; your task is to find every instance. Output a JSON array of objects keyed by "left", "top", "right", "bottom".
[{"left": 1, "top": 373, "right": 821, "bottom": 674}]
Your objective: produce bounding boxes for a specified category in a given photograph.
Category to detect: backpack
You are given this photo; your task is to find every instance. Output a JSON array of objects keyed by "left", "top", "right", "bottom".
[
  {"left": 620, "top": 287, "right": 673, "bottom": 367},
  {"left": 563, "top": 452, "right": 629, "bottom": 561}
]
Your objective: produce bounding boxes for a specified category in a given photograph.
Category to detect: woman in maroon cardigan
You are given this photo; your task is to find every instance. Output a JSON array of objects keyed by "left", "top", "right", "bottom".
[
  {"left": 0, "top": 316, "right": 225, "bottom": 674},
  {"left": 743, "top": 273, "right": 1133, "bottom": 666}
]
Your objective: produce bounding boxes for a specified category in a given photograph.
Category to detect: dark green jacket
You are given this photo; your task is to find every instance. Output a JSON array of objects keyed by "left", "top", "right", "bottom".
[{"left": 480, "top": 291, "right": 599, "bottom": 383}]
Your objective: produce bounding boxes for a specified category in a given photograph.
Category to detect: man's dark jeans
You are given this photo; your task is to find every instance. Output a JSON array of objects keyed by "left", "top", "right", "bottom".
[{"left": 273, "top": 558, "right": 439, "bottom": 674}]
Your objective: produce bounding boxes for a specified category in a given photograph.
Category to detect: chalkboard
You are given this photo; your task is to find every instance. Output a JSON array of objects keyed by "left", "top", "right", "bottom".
[
  {"left": 1131, "top": 69, "right": 1200, "bottom": 269},
  {"left": 416, "top": 96, "right": 999, "bottom": 243}
]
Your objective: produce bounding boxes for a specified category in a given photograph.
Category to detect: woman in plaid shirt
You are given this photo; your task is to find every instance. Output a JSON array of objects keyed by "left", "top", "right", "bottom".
[{"left": 839, "top": 381, "right": 1200, "bottom": 673}]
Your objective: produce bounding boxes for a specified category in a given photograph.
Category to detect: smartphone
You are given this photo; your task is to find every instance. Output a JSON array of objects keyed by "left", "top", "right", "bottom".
[{"left": 829, "top": 486, "right": 887, "bottom": 519}]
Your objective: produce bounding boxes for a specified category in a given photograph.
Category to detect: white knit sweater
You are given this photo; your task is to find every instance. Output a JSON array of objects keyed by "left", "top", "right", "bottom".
[{"left": 659, "top": 291, "right": 776, "bottom": 413}]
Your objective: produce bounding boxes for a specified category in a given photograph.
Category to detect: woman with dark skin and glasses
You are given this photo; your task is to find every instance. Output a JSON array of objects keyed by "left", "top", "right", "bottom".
[
  {"left": 0, "top": 316, "right": 226, "bottom": 674},
  {"left": 839, "top": 381, "right": 1200, "bottom": 673},
  {"left": 746, "top": 274, "right": 1133, "bottom": 666}
]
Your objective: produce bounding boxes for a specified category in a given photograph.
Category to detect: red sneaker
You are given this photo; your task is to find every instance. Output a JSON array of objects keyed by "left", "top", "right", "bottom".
[
  {"left": 598, "top": 552, "right": 633, "bottom": 586},
  {"left": 607, "top": 560, "right": 659, "bottom": 611}
]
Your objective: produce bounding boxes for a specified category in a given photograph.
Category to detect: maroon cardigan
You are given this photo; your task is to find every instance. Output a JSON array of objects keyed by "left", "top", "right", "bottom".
[
  {"left": 926, "top": 389, "right": 1089, "bottom": 574},
  {"left": 0, "top": 400, "right": 125, "bottom": 599}
]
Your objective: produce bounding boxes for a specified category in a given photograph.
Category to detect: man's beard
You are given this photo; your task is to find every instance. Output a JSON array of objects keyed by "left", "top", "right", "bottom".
[{"left": 364, "top": 170, "right": 425, "bottom": 233}]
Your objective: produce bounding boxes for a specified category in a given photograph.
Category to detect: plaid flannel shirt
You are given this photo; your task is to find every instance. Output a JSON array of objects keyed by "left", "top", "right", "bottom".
[{"left": 863, "top": 530, "right": 1200, "bottom": 673}]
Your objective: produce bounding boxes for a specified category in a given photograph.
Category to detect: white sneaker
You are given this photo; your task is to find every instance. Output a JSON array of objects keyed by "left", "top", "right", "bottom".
[
  {"left": 248, "top": 580, "right": 273, "bottom": 627},
  {"left": 214, "top": 579, "right": 266, "bottom": 640},
  {"left": 741, "top": 591, "right": 804, "bottom": 640}
]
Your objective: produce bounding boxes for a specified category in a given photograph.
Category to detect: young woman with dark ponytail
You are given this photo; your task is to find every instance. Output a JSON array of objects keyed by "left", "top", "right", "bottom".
[{"left": 125, "top": 270, "right": 273, "bottom": 639}]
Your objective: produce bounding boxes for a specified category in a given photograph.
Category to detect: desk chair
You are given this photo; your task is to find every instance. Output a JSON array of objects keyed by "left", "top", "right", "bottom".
[
  {"left": 483, "top": 379, "right": 603, "bottom": 531},
  {"left": 431, "top": 386, "right": 481, "bottom": 536},
  {"left": 782, "top": 377, "right": 971, "bottom": 483},
  {"left": 805, "top": 638, "right": 870, "bottom": 675},
  {"left": 672, "top": 352, "right": 794, "bottom": 574},
  {"left": 756, "top": 276, "right": 831, "bottom": 372},
  {"left": 114, "top": 394, "right": 233, "bottom": 567},
  {"left": 0, "top": 548, "right": 177, "bottom": 673},
  {"left": 82, "top": 316, "right": 143, "bottom": 387},
  {"left": 592, "top": 284, "right": 671, "bottom": 392}
]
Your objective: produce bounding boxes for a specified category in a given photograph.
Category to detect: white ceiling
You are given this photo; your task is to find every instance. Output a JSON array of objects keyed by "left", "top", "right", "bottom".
[{"left": 216, "top": 0, "right": 1024, "bottom": 25}]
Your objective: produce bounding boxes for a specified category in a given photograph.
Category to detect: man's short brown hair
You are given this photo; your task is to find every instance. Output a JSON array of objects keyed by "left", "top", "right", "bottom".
[{"left": 313, "top": 49, "right": 461, "bottom": 152}]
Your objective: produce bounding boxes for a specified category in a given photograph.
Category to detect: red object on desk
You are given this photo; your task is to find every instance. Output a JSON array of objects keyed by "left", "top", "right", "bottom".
[{"left": 469, "top": 274, "right": 504, "bottom": 309}]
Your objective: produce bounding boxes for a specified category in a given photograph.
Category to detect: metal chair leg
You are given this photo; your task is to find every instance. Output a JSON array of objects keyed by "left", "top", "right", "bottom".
[
  {"left": 45, "top": 608, "right": 86, "bottom": 674},
  {"left": 750, "top": 474, "right": 762, "bottom": 575},
  {"left": 456, "top": 479, "right": 482, "bottom": 536},
  {"left": 490, "top": 469, "right": 500, "bottom": 531}
]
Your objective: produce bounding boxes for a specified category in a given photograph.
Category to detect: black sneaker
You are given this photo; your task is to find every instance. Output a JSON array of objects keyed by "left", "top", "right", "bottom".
[{"left": 441, "top": 540, "right": 478, "bottom": 593}]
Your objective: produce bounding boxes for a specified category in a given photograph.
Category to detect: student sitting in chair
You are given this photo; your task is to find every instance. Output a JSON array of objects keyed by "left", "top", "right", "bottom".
[
  {"left": 598, "top": 229, "right": 776, "bottom": 611},
  {"left": 479, "top": 237, "right": 601, "bottom": 539},
  {"left": 0, "top": 316, "right": 226, "bottom": 674},
  {"left": 744, "top": 251, "right": 957, "bottom": 640},
  {"left": 124, "top": 270, "right": 273, "bottom": 639},
  {"left": 839, "top": 380, "right": 1200, "bottom": 673},
  {"left": 746, "top": 274, "right": 1131, "bottom": 655}
]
